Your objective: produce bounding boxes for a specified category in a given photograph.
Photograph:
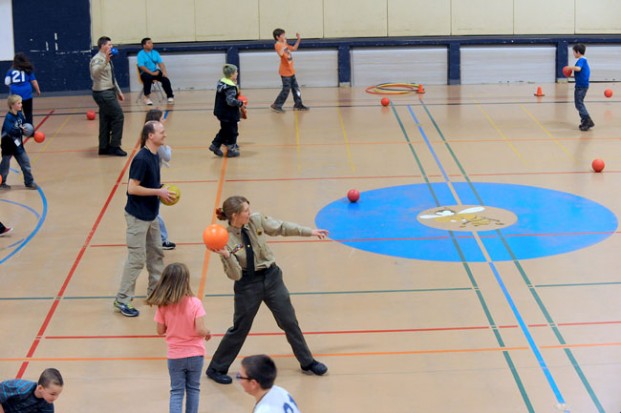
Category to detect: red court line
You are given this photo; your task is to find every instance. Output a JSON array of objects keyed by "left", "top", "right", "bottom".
[
  {"left": 22, "top": 110, "right": 54, "bottom": 145},
  {"left": 15, "top": 132, "right": 141, "bottom": 378}
]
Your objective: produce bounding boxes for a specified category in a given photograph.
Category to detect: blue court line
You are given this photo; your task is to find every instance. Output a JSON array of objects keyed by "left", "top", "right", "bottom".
[
  {"left": 390, "top": 101, "right": 535, "bottom": 411},
  {"left": 414, "top": 100, "right": 602, "bottom": 412},
  {"left": 408, "top": 102, "right": 568, "bottom": 409},
  {"left": 0, "top": 190, "right": 47, "bottom": 265}
]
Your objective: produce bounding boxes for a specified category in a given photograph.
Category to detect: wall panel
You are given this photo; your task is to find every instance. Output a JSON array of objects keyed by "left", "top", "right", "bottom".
[
  {"left": 515, "top": 0, "right": 574, "bottom": 34},
  {"left": 576, "top": 0, "right": 621, "bottom": 34},
  {"left": 258, "top": 0, "right": 324, "bottom": 40},
  {"left": 195, "top": 0, "right": 259, "bottom": 41},
  {"left": 240, "top": 50, "right": 338, "bottom": 88},
  {"left": 324, "top": 0, "right": 387, "bottom": 38},
  {"left": 146, "top": 0, "right": 196, "bottom": 42},
  {"left": 567, "top": 45, "right": 621, "bottom": 82},
  {"left": 128, "top": 53, "right": 226, "bottom": 92},
  {"left": 351, "top": 47, "right": 447, "bottom": 86},
  {"left": 461, "top": 46, "right": 556, "bottom": 84},
  {"left": 94, "top": 0, "right": 147, "bottom": 44},
  {"left": 388, "top": 0, "right": 451, "bottom": 36},
  {"left": 452, "top": 0, "right": 513, "bottom": 35}
]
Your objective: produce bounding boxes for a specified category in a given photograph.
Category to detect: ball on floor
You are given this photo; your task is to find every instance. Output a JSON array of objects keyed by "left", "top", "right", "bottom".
[
  {"left": 592, "top": 159, "right": 605, "bottom": 173},
  {"left": 347, "top": 189, "right": 360, "bottom": 203}
]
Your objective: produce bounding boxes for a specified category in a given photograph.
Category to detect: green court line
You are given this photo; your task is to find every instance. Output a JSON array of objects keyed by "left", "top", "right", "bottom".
[
  {"left": 0, "top": 287, "right": 473, "bottom": 301},
  {"left": 418, "top": 100, "right": 604, "bottom": 412},
  {"left": 392, "top": 101, "right": 534, "bottom": 412}
]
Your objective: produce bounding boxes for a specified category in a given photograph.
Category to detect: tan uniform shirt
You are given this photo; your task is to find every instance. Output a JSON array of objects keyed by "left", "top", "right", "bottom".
[
  {"left": 90, "top": 51, "right": 121, "bottom": 94},
  {"left": 220, "top": 212, "right": 312, "bottom": 281}
]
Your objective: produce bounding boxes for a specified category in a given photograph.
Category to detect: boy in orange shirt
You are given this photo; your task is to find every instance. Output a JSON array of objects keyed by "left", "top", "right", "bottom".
[{"left": 270, "top": 28, "right": 309, "bottom": 113}]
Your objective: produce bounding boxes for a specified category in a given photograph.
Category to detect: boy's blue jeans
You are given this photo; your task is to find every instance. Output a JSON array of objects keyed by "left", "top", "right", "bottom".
[
  {"left": 0, "top": 144, "right": 35, "bottom": 186},
  {"left": 574, "top": 87, "right": 589, "bottom": 120}
]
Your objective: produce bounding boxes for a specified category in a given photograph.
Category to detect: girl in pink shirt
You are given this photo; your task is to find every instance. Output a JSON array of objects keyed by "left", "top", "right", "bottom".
[{"left": 146, "top": 263, "right": 211, "bottom": 413}]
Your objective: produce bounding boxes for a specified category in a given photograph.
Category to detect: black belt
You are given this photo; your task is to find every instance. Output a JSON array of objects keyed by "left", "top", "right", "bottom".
[
  {"left": 93, "top": 88, "right": 115, "bottom": 93},
  {"left": 242, "top": 263, "right": 275, "bottom": 277}
]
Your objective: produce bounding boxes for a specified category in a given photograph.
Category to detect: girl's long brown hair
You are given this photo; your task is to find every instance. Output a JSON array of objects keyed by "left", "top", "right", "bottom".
[{"left": 146, "top": 262, "right": 194, "bottom": 306}]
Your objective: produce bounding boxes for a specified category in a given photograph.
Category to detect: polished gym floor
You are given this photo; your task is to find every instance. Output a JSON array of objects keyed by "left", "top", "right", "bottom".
[{"left": 1, "top": 83, "right": 620, "bottom": 413}]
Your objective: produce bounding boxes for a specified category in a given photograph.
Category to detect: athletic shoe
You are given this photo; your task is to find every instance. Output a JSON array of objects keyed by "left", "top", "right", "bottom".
[
  {"left": 167, "top": 97, "right": 175, "bottom": 103},
  {"left": 301, "top": 360, "right": 328, "bottom": 376},
  {"left": 113, "top": 300, "right": 140, "bottom": 317},
  {"left": 0, "top": 227, "right": 13, "bottom": 237},
  {"left": 206, "top": 368, "right": 232, "bottom": 385},
  {"left": 226, "top": 146, "right": 240, "bottom": 158},
  {"left": 0, "top": 183, "right": 11, "bottom": 190},
  {"left": 25, "top": 183, "right": 38, "bottom": 190},
  {"left": 293, "top": 105, "right": 310, "bottom": 111},
  {"left": 144, "top": 98, "right": 154, "bottom": 106},
  {"left": 209, "top": 144, "right": 224, "bottom": 157},
  {"left": 162, "top": 241, "right": 176, "bottom": 250},
  {"left": 270, "top": 104, "right": 285, "bottom": 113}
]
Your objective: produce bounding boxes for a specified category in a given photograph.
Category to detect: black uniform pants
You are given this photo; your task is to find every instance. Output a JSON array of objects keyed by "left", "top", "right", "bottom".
[
  {"left": 207, "top": 264, "right": 314, "bottom": 373},
  {"left": 92, "top": 89, "right": 124, "bottom": 150}
]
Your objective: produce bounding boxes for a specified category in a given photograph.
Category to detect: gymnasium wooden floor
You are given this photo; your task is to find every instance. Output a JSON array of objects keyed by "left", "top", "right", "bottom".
[{"left": 1, "top": 83, "right": 621, "bottom": 413}]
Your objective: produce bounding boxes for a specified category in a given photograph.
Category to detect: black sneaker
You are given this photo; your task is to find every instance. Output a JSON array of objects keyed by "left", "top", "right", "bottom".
[
  {"left": 206, "top": 368, "right": 232, "bottom": 384},
  {"left": 113, "top": 300, "right": 140, "bottom": 317},
  {"left": 25, "top": 183, "right": 38, "bottom": 190},
  {"left": 0, "top": 183, "right": 11, "bottom": 190},
  {"left": 301, "top": 360, "right": 328, "bottom": 376},
  {"left": 98, "top": 146, "right": 110, "bottom": 155},
  {"left": 293, "top": 105, "right": 310, "bottom": 111},
  {"left": 226, "top": 146, "right": 240, "bottom": 158},
  {"left": 109, "top": 147, "right": 127, "bottom": 157},
  {"left": 0, "top": 227, "right": 13, "bottom": 236},
  {"left": 270, "top": 104, "right": 285, "bottom": 113},
  {"left": 162, "top": 240, "right": 176, "bottom": 250},
  {"left": 209, "top": 144, "right": 224, "bottom": 157}
]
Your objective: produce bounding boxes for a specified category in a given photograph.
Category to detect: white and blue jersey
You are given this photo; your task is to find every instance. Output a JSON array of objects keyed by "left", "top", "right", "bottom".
[
  {"left": 5, "top": 69, "right": 36, "bottom": 100},
  {"left": 254, "top": 385, "right": 301, "bottom": 413}
]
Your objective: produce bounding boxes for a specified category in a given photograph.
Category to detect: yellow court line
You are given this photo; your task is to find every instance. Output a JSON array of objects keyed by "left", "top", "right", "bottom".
[
  {"left": 294, "top": 111, "right": 301, "bottom": 172},
  {"left": 520, "top": 104, "right": 574, "bottom": 159},
  {"left": 477, "top": 104, "right": 527, "bottom": 164},
  {"left": 337, "top": 107, "right": 356, "bottom": 172}
]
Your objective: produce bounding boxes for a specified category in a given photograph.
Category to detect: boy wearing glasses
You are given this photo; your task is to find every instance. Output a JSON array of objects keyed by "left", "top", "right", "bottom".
[{"left": 237, "top": 354, "right": 301, "bottom": 413}]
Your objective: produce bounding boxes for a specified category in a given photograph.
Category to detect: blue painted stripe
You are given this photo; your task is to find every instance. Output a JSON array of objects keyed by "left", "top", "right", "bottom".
[{"left": 0, "top": 188, "right": 47, "bottom": 265}]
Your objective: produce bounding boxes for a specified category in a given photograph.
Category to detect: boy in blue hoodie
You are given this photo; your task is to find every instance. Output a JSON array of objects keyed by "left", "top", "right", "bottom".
[{"left": 0, "top": 94, "right": 38, "bottom": 190}]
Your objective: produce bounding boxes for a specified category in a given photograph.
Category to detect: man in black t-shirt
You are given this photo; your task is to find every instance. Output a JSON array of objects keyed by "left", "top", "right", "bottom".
[{"left": 113, "top": 120, "right": 176, "bottom": 317}]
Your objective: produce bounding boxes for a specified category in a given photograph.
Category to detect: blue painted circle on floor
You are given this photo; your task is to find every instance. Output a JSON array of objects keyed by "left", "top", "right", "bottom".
[{"left": 315, "top": 183, "right": 618, "bottom": 262}]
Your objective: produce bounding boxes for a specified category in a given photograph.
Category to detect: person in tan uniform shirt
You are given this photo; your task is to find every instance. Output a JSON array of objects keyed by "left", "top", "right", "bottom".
[
  {"left": 205, "top": 195, "right": 329, "bottom": 384},
  {"left": 89, "top": 36, "right": 126, "bottom": 157}
]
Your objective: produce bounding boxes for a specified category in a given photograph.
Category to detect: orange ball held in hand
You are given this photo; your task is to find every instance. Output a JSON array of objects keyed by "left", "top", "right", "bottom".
[
  {"left": 203, "top": 224, "right": 229, "bottom": 250},
  {"left": 562, "top": 66, "right": 572, "bottom": 77}
]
